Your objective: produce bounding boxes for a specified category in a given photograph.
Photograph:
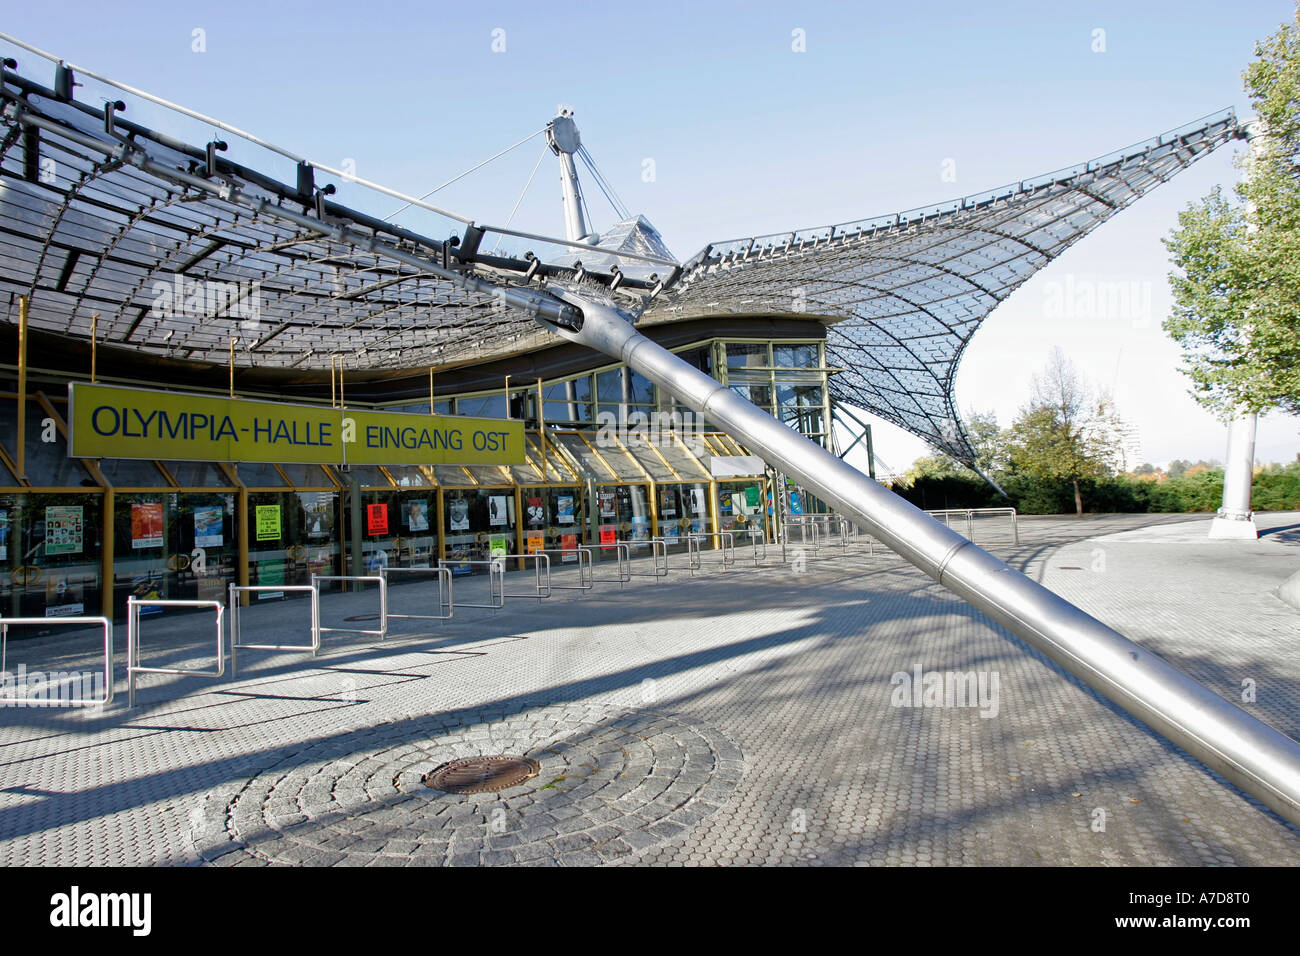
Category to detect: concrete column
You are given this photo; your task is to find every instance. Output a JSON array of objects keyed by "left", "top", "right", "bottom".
[{"left": 1209, "top": 413, "right": 1259, "bottom": 539}]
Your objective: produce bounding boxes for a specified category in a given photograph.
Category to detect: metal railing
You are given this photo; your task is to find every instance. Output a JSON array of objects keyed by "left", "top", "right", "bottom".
[
  {"left": 0, "top": 616, "right": 114, "bottom": 707},
  {"left": 127, "top": 599, "right": 224, "bottom": 707},
  {"left": 655, "top": 534, "right": 701, "bottom": 573},
  {"left": 539, "top": 547, "right": 595, "bottom": 591},
  {"left": 619, "top": 538, "right": 667, "bottom": 578},
  {"left": 503, "top": 553, "right": 552, "bottom": 601},
  {"left": 924, "top": 507, "right": 1019, "bottom": 545},
  {"left": 229, "top": 584, "right": 321, "bottom": 676},
  {"left": 312, "top": 575, "right": 389, "bottom": 641},
  {"left": 592, "top": 542, "right": 631, "bottom": 584},
  {"left": 381, "top": 566, "right": 453, "bottom": 622},
  {"left": 689, "top": 531, "right": 737, "bottom": 569},
  {"left": 437, "top": 559, "right": 506, "bottom": 609}
]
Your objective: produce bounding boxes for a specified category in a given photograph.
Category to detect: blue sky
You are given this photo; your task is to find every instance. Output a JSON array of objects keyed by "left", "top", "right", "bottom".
[{"left": 3, "top": 1, "right": 1297, "bottom": 472}]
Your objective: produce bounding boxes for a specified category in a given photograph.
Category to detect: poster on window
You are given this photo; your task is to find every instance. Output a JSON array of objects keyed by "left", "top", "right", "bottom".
[
  {"left": 488, "top": 495, "right": 509, "bottom": 527},
  {"left": 194, "top": 505, "right": 224, "bottom": 548},
  {"left": 44, "top": 505, "right": 84, "bottom": 556},
  {"left": 660, "top": 488, "right": 677, "bottom": 518},
  {"left": 448, "top": 543, "right": 472, "bottom": 576},
  {"left": 526, "top": 531, "right": 544, "bottom": 554},
  {"left": 489, "top": 533, "right": 509, "bottom": 558},
  {"left": 404, "top": 499, "right": 429, "bottom": 532},
  {"left": 448, "top": 497, "right": 470, "bottom": 532},
  {"left": 0, "top": 510, "right": 8, "bottom": 561},
  {"left": 560, "top": 532, "right": 578, "bottom": 562},
  {"left": 305, "top": 495, "right": 333, "bottom": 538},
  {"left": 691, "top": 488, "right": 706, "bottom": 516},
  {"left": 256, "top": 504, "right": 281, "bottom": 541},
  {"left": 719, "top": 492, "right": 733, "bottom": 515},
  {"left": 599, "top": 491, "right": 616, "bottom": 518},
  {"left": 557, "top": 495, "right": 574, "bottom": 524},
  {"left": 526, "top": 497, "right": 545, "bottom": 526},
  {"left": 131, "top": 502, "right": 164, "bottom": 549},
  {"left": 366, "top": 503, "right": 389, "bottom": 536},
  {"left": 599, "top": 525, "right": 616, "bottom": 547},
  {"left": 789, "top": 491, "right": 804, "bottom": 515},
  {"left": 745, "top": 486, "right": 761, "bottom": 508}
]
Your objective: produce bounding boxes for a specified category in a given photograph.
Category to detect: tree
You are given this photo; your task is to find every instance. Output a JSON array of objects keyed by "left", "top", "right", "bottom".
[
  {"left": 1163, "top": 6, "right": 1300, "bottom": 418},
  {"left": 902, "top": 409, "right": 1010, "bottom": 484},
  {"left": 1006, "top": 348, "right": 1116, "bottom": 514}
]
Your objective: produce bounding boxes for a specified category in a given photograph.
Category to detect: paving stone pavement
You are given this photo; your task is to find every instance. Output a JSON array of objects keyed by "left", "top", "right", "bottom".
[{"left": 1, "top": 512, "right": 1298, "bottom": 866}]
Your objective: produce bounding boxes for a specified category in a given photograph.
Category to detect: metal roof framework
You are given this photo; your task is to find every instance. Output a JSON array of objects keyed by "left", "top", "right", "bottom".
[
  {"left": 0, "top": 40, "right": 1241, "bottom": 467},
  {"left": 651, "top": 111, "right": 1242, "bottom": 463}
]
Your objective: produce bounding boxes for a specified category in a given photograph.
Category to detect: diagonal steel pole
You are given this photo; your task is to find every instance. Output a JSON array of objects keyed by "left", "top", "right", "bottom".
[{"left": 546, "top": 292, "right": 1300, "bottom": 828}]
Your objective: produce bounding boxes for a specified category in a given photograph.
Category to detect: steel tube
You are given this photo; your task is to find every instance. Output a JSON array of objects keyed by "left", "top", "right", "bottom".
[{"left": 552, "top": 295, "right": 1300, "bottom": 827}]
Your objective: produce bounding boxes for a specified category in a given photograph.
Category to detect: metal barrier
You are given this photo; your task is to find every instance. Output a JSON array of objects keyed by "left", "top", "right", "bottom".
[
  {"left": 924, "top": 507, "right": 1019, "bottom": 545},
  {"left": 0, "top": 616, "right": 114, "bottom": 707},
  {"left": 503, "top": 553, "right": 552, "bottom": 601},
  {"left": 127, "top": 598, "right": 224, "bottom": 707},
  {"left": 313, "top": 575, "right": 388, "bottom": 641},
  {"left": 619, "top": 538, "right": 667, "bottom": 578},
  {"left": 592, "top": 543, "right": 631, "bottom": 584},
  {"left": 229, "top": 584, "right": 321, "bottom": 675},
  {"left": 741, "top": 527, "right": 767, "bottom": 565},
  {"left": 655, "top": 534, "right": 701, "bottom": 573},
  {"left": 540, "top": 547, "right": 595, "bottom": 591},
  {"left": 437, "top": 559, "right": 505, "bottom": 609},
  {"left": 381, "top": 566, "right": 453, "bottom": 622},
  {"left": 690, "top": 531, "right": 737, "bottom": 568}
]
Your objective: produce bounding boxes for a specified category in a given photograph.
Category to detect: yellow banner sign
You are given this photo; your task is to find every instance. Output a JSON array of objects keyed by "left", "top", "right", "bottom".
[{"left": 68, "top": 384, "right": 524, "bottom": 466}]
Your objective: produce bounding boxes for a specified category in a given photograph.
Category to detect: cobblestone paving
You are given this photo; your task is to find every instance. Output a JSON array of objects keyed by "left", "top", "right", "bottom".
[{"left": 1, "top": 512, "right": 1298, "bottom": 866}]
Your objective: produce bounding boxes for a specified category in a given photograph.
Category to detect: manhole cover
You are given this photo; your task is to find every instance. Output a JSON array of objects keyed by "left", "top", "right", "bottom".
[{"left": 423, "top": 755, "right": 540, "bottom": 794}]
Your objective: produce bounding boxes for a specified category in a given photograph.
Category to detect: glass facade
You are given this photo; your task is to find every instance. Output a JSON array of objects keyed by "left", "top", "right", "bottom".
[{"left": 0, "top": 335, "right": 827, "bottom": 619}]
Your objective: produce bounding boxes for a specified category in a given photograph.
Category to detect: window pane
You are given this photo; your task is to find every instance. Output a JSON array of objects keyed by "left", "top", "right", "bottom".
[
  {"left": 774, "top": 344, "right": 819, "bottom": 368},
  {"left": 725, "top": 343, "right": 769, "bottom": 368}
]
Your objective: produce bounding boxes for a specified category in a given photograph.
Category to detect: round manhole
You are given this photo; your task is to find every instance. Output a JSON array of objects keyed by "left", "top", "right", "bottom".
[{"left": 423, "top": 755, "right": 540, "bottom": 794}]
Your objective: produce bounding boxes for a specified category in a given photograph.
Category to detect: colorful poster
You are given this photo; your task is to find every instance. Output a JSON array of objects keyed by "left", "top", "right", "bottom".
[
  {"left": 660, "top": 488, "right": 677, "bottom": 517},
  {"left": 557, "top": 495, "right": 574, "bottom": 525},
  {"left": 560, "top": 532, "right": 578, "bottom": 562},
  {"left": 720, "top": 492, "right": 733, "bottom": 515},
  {"left": 599, "top": 491, "right": 616, "bottom": 518},
  {"left": 255, "top": 558, "right": 285, "bottom": 598},
  {"left": 789, "top": 492, "right": 804, "bottom": 515},
  {"left": 489, "top": 534, "right": 509, "bottom": 559},
  {"left": 599, "top": 525, "right": 616, "bottom": 546},
  {"left": 405, "top": 499, "right": 429, "bottom": 532},
  {"left": 691, "top": 488, "right": 706, "bottom": 516},
  {"left": 366, "top": 548, "right": 389, "bottom": 573},
  {"left": 525, "top": 497, "right": 545, "bottom": 526},
  {"left": 129, "top": 571, "right": 163, "bottom": 614},
  {"left": 745, "top": 486, "right": 761, "bottom": 508},
  {"left": 0, "top": 509, "right": 7, "bottom": 561},
  {"left": 448, "top": 497, "right": 470, "bottom": 532},
  {"left": 488, "top": 495, "right": 509, "bottom": 527},
  {"left": 256, "top": 504, "right": 281, "bottom": 541},
  {"left": 131, "top": 502, "right": 164, "bottom": 549},
  {"left": 45, "top": 505, "right": 84, "bottom": 555},
  {"left": 526, "top": 531, "right": 544, "bottom": 554},
  {"left": 448, "top": 544, "right": 472, "bottom": 576},
  {"left": 305, "top": 494, "right": 333, "bottom": 538},
  {"left": 367, "top": 503, "right": 389, "bottom": 536},
  {"left": 194, "top": 505, "right": 224, "bottom": 548}
]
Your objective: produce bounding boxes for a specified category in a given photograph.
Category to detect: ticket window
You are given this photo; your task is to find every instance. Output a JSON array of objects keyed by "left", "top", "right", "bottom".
[
  {"left": 444, "top": 489, "right": 517, "bottom": 574},
  {"left": 247, "top": 492, "right": 337, "bottom": 594},
  {"left": 520, "top": 486, "right": 582, "bottom": 557},
  {"left": 718, "top": 482, "right": 767, "bottom": 538},
  {"left": 0, "top": 494, "right": 103, "bottom": 621},
  {"left": 653, "top": 484, "right": 700, "bottom": 540},
  {"left": 616, "top": 485, "right": 651, "bottom": 547}
]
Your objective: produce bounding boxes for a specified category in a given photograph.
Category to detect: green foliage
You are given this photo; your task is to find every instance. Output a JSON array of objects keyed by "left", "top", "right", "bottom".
[{"left": 1163, "top": 7, "right": 1300, "bottom": 417}]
